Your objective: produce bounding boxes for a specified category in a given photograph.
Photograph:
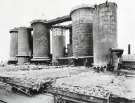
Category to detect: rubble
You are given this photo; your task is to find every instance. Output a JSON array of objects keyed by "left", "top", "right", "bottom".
[
  {"left": 0, "top": 65, "right": 88, "bottom": 95},
  {"left": 0, "top": 81, "right": 12, "bottom": 95},
  {"left": 53, "top": 69, "right": 135, "bottom": 100},
  {"left": 1, "top": 65, "right": 135, "bottom": 100}
]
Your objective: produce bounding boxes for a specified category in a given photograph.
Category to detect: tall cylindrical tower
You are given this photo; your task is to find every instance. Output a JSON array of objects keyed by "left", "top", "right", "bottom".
[
  {"left": 31, "top": 20, "right": 50, "bottom": 62},
  {"left": 70, "top": 5, "right": 94, "bottom": 57},
  {"left": 93, "top": 2, "right": 117, "bottom": 66},
  {"left": 52, "top": 27, "right": 66, "bottom": 60},
  {"left": 17, "top": 27, "right": 32, "bottom": 64},
  {"left": 9, "top": 28, "right": 18, "bottom": 63}
]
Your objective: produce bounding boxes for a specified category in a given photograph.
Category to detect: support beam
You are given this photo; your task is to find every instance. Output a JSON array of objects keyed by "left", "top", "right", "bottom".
[
  {"left": 51, "top": 24, "right": 72, "bottom": 29},
  {"left": 47, "top": 15, "right": 71, "bottom": 25}
]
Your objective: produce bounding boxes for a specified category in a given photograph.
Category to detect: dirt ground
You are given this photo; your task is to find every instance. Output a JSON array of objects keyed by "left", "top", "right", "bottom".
[
  {"left": 0, "top": 65, "right": 89, "bottom": 103},
  {"left": 0, "top": 92, "right": 54, "bottom": 103},
  {"left": 1, "top": 65, "right": 135, "bottom": 102}
]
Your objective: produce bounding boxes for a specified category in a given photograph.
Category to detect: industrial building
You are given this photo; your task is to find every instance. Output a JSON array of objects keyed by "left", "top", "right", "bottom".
[
  {"left": 8, "top": 1, "right": 122, "bottom": 69},
  {"left": 4, "top": 2, "right": 135, "bottom": 103}
]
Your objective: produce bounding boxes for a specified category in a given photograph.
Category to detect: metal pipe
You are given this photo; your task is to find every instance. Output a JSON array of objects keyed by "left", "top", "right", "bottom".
[{"left": 128, "top": 44, "right": 131, "bottom": 54}]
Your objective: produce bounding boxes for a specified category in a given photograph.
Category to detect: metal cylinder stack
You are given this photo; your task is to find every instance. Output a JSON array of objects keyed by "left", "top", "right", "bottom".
[
  {"left": 8, "top": 2, "right": 119, "bottom": 66},
  {"left": 52, "top": 27, "right": 66, "bottom": 60},
  {"left": 9, "top": 28, "right": 18, "bottom": 63},
  {"left": 17, "top": 27, "right": 32, "bottom": 64},
  {"left": 70, "top": 5, "right": 94, "bottom": 57},
  {"left": 31, "top": 20, "right": 50, "bottom": 62},
  {"left": 93, "top": 2, "right": 117, "bottom": 66}
]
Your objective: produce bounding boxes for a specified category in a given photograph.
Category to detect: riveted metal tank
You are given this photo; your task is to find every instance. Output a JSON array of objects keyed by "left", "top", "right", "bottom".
[
  {"left": 17, "top": 27, "right": 32, "bottom": 64},
  {"left": 9, "top": 28, "right": 18, "bottom": 63},
  {"left": 70, "top": 4, "right": 94, "bottom": 57},
  {"left": 93, "top": 2, "right": 117, "bottom": 66},
  {"left": 52, "top": 27, "right": 66, "bottom": 59},
  {"left": 31, "top": 20, "right": 50, "bottom": 61}
]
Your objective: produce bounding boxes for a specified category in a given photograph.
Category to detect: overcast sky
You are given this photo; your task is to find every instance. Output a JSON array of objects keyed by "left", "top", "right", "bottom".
[{"left": 0, "top": 0, "right": 134, "bottom": 61}]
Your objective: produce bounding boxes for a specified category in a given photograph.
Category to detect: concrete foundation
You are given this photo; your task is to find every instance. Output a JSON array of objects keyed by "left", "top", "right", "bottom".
[
  {"left": 70, "top": 5, "right": 94, "bottom": 57},
  {"left": 8, "top": 28, "right": 18, "bottom": 64},
  {"left": 93, "top": 2, "right": 117, "bottom": 66},
  {"left": 31, "top": 20, "right": 50, "bottom": 62},
  {"left": 17, "top": 27, "right": 32, "bottom": 64},
  {"left": 17, "top": 56, "right": 30, "bottom": 64}
]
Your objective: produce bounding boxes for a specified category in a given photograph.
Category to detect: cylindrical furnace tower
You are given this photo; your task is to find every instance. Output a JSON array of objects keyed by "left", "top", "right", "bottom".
[
  {"left": 17, "top": 27, "right": 32, "bottom": 64},
  {"left": 52, "top": 27, "right": 66, "bottom": 61},
  {"left": 70, "top": 5, "right": 94, "bottom": 57},
  {"left": 9, "top": 28, "right": 18, "bottom": 64},
  {"left": 93, "top": 2, "right": 117, "bottom": 66},
  {"left": 31, "top": 20, "right": 50, "bottom": 62}
]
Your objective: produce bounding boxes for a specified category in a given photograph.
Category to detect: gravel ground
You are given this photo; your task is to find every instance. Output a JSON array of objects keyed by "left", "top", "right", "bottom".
[{"left": 1, "top": 65, "right": 135, "bottom": 101}]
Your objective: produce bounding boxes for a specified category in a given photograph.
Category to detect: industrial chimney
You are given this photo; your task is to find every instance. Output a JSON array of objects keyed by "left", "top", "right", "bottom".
[{"left": 128, "top": 44, "right": 131, "bottom": 54}]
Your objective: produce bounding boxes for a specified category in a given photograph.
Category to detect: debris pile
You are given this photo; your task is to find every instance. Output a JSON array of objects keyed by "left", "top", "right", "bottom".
[
  {"left": 0, "top": 66, "right": 88, "bottom": 95},
  {"left": 53, "top": 84, "right": 110, "bottom": 98},
  {"left": 53, "top": 70, "right": 135, "bottom": 99},
  {"left": 1, "top": 65, "right": 135, "bottom": 100}
]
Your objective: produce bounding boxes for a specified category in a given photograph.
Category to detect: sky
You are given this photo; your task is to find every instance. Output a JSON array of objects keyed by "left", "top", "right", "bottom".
[{"left": 0, "top": 0, "right": 134, "bottom": 61}]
